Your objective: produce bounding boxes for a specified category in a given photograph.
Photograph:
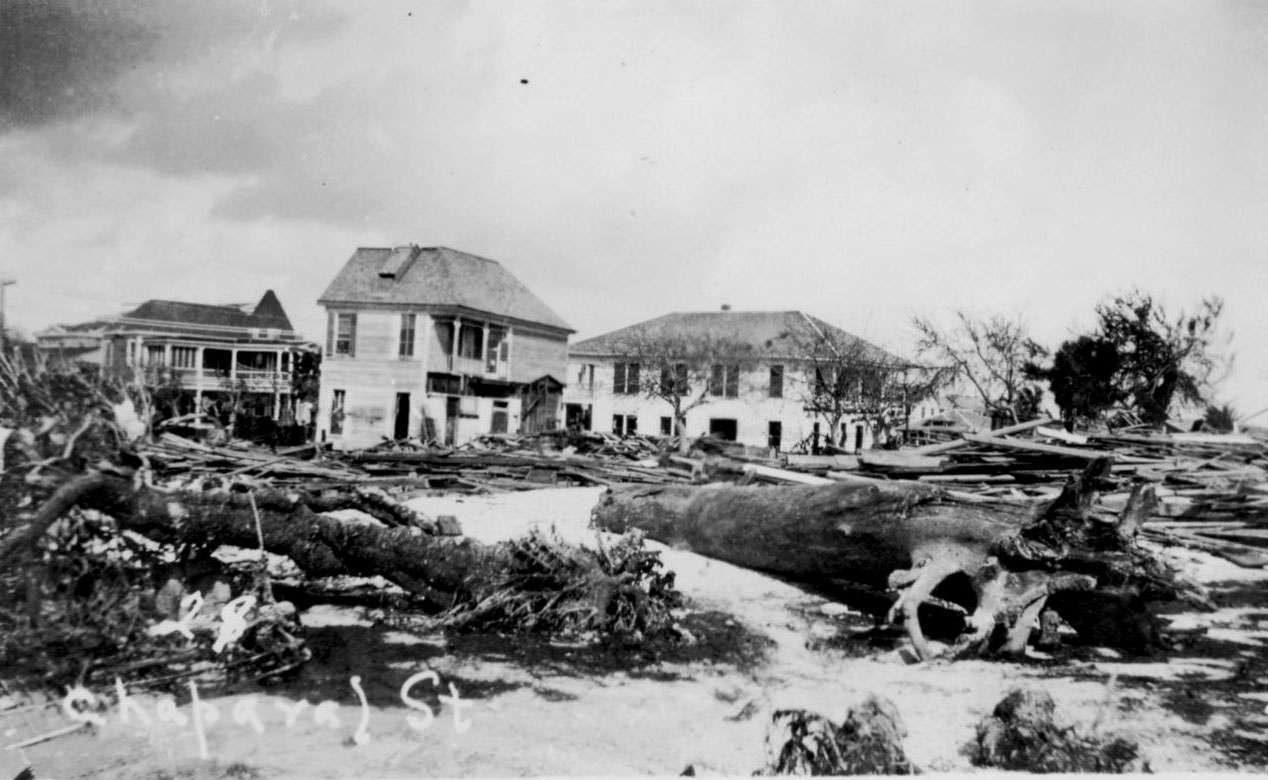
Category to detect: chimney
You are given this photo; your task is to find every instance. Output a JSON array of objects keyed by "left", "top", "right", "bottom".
[{"left": 721, "top": 304, "right": 731, "bottom": 311}]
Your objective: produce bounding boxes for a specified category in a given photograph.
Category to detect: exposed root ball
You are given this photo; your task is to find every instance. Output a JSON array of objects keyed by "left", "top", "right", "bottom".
[
  {"left": 970, "top": 688, "right": 1147, "bottom": 773},
  {"left": 761, "top": 695, "right": 914, "bottom": 775}
]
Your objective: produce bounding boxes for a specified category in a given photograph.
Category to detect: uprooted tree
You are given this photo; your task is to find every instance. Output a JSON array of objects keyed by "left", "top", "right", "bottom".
[
  {"left": 591, "top": 463, "right": 1210, "bottom": 659},
  {"left": 0, "top": 352, "right": 679, "bottom": 689}
]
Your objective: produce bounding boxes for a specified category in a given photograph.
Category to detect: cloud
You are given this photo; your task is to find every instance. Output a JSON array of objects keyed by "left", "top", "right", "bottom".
[{"left": 0, "top": 1, "right": 156, "bottom": 129}]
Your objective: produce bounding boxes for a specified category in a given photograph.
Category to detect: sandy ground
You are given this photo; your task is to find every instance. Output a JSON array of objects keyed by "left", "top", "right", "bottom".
[{"left": 7, "top": 486, "right": 1268, "bottom": 778}]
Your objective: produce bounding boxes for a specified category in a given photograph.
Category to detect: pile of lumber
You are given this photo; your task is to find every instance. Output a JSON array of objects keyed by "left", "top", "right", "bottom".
[{"left": 765, "top": 419, "right": 1268, "bottom": 568}]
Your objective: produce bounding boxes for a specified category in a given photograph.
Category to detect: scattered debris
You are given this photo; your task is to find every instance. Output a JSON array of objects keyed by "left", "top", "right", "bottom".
[
  {"left": 969, "top": 688, "right": 1148, "bottom": 773},
  {"left": 761, "top": 695, "right": 914, "bottom": 775}
]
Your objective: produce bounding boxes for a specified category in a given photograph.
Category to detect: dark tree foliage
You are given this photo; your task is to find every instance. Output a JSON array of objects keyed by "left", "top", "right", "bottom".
[
  {"left": 1035, "top": 291, "right": 1226, "bottom": 428},
  {"left": 1202, "top": 403, "right": 1237, "bottom": 433},
  {"left": 291, "top": 345, "right": 321, "bottom": 402},
  {"left": 1097, "top": 291, "right": 1224, "bottom": 425},
  {"left": 1028, "top": 336, "right": 1123, "bottom": 430}
]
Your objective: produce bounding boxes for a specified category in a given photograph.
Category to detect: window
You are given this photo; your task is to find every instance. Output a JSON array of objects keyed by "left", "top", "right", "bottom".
[
  {"left": 426, "top": 373, "right": 462, "bottom": 395},
  {"left": 660, "top": 416, "right": 673, "bottom": 436},
  {"left": 767, "top": 421, "right": 782, "bottom": 451},
  {"left": 486, "top": 327, "right": 507, "bottom": 372},
  {"left": 769, "top": 365, "right": 784, "bottom": 398},
  {"left": 332, "top": 313, "right": 357, "bottom": 356},
  {"left": 613, "top": 362, "right": 640, "bottom": 394},
  {"left": 660, "top": 363, "right": 688, "bottom": 395},
  {"left": 145, "top": 345, "right": 166, "bottom": 367},
  {"left": 399, "top": 314, "right": 416, "bottom": 357},
  {"left": 171, "top": 347, "right": 197, "bottom": 369},
  {"left": 708, "top": 418, "right": 738, "bottom": 441},
  {"left": 813, "top": 365, "right": 833, "bottom": 396},
  {"left": 577, "top": 363, "right": 595, "bottom": 390},
  {"left": 709, "top": 364, "right": 739, "bottom": 398},
  {"left": 612, "top": 414, "right": 638, "bottom": 436},
  {"left": 330, "top": 389, "right": 346, "bottom": 435},
  {"left": 458, "top": 324, "right": 483, "bottom": 359}
]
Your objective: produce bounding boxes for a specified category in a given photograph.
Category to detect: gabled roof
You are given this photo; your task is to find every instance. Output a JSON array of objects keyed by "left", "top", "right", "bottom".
[
  {"left": 317, "top": 246, "right": 573, "bottom": 333},
  {"left": 119, "top": 290, "right": 296, "bottom": 333},
  {"left": 569, "top": 310, "right": 904, "bottom": 363}
]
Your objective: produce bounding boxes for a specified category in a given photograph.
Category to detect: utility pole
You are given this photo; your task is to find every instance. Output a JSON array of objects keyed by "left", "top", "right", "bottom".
[{"left": 0, "top": 278, "right": 15, "bottom": 352}]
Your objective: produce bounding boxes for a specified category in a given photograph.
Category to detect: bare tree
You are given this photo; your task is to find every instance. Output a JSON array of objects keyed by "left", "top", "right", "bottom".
[
  {"left": 614, "top": 332, "right": 759, "bottom": 452},
  {"left": 911, "top": 312, "right": 1046, "bottom": 426},
  {"left": 795, "top": 326, "right": 944, "bottom": 449}
]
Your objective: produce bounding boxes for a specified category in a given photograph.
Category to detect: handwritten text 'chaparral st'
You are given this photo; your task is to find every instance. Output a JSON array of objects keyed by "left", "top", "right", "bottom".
[{"left": 60, "top": 670, "right": 472, "bottom": 758}]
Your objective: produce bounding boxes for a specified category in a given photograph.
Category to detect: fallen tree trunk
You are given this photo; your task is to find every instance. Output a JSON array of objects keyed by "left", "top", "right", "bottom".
[
  {"left": 591, "top": 460, "right": 1208, "bottom": 658},
  {"left": 0, "top": 472, "right": 495, "bottom": 607}
]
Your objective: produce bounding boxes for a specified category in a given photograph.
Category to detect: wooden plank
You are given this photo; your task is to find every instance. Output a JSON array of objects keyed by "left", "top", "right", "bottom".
[
  {"left": 742, "top": 464, "right": 834, "bottom": 485},
  {"left": 912, "top": 417, "right": 1060, "bottom": 455},
  {"left": 1035, "top": 426, "right": 1089, "bottom": 445},
  {"left": 959, "top": 434, "right": 1105, "bottom": 461},
  {"left": 783, "top": 454, "right": 860, "bottom": 470},
  {"left": 858, "top": 451, "right": 947, "bottom": 472}
]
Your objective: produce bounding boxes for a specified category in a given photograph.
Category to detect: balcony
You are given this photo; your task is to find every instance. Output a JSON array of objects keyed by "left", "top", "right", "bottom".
[
  {"left": 168, "top": 367, "right": 287, "bottom": 392},
  {"left": 441, "top": 355, "right": 509, "bottom": 380}
]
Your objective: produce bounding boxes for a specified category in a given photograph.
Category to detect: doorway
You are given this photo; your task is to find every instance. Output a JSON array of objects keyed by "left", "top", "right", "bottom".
[
  {"left": 708, "top": 418, "right": 738, "bottom": 441},
  {"left": 393, "top": 393, "right": 410, "bottom": 440},
  {"left": 445, "top": 397, "right": 459, "bottom": 445}
]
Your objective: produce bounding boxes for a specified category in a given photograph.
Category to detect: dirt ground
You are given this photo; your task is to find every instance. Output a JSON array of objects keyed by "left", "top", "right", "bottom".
[{"left": 7, "top": 486, "right": 1268, "bottom": 778}]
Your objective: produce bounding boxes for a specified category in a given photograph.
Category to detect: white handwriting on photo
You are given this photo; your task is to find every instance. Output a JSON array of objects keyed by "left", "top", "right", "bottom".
[{"left": 60, "top": 670, "right": 471, "bottom": 758}]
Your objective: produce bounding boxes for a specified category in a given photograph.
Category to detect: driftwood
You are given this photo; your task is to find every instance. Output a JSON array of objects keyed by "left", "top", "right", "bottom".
[{"left": 591, "top": 460, "right": 1208, "bottom": 658}]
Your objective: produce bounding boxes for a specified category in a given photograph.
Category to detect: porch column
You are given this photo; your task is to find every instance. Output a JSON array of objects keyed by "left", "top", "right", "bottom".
[
  {"left": 482, "top": 323, "right": 490, "bottom": 373},
  {"left": 163, "top": 344, "right": 171, "bottom": 367},
  {"left": 195, "top": 346, "right": 205, "bottom": 387},
  {"left": 452, "top": 317, "right": 462, "bottom": 365},
  {"left": 230, "top": 348, "right": 238, "bottom": 381}
]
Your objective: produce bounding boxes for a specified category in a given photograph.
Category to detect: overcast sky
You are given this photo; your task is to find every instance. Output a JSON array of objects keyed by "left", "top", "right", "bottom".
[{"left": 2, "top": 0, "right": 1265, "bottom": 418}]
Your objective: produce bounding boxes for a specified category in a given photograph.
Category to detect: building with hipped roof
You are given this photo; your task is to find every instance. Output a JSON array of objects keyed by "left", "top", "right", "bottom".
[
  {"left": 315, "top": 245, "right": 573, "bottom": 449},
  {"left": 565, "top": 309, "right": 926, "bottom": 453},
  {"left": 37, "top": 290, "right": 310, "bottom": 428}
]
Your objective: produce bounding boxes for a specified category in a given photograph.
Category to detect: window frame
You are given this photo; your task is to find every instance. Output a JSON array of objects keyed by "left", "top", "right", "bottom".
[
  {"left": 769, "top": 364, "right": 784, "bottom": 398},
  {"left": 399, "top": 313, "right": 416, "bottom": 358},
  {"left": 333, "top": 313, "right": 357, "bottom": 356}
]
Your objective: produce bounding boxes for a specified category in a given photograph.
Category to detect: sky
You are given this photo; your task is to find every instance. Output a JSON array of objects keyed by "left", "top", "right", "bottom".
[{"left": 1, "top": 0, "right": 1265, "bottom": 419}]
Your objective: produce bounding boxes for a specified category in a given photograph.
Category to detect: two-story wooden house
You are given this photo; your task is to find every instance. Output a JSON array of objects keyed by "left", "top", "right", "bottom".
[
  {"left": 315, "top": 245, "right": 573, "bottom": 449},
  {"left": 39, "top": 290, "right": 309, "bottom": 426},
  {"left": 565, "top": 310, "right": 912, "bottom": 453}
]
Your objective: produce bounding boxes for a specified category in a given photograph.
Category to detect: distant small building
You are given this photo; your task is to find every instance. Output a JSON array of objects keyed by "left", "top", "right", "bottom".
[
  {"left": 36, "top": 291, "right": 309, "bottom": 426},
  {"left": 564, "top": 310, "right": 910, "bottom": 453},
  {"left": 35, "top": 318, "right": 115, "bottom": 365},
  {"left": 315, "top": 245, "right": 573, "bottom": 449}
]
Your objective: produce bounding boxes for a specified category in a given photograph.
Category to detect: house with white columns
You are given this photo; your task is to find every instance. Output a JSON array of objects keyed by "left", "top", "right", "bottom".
[{"left": 39, "top": 291, "right": 310, "bottom": 426}]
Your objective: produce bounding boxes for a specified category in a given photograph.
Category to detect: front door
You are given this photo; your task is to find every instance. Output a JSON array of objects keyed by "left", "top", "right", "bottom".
[
  {"left": 393, "top": 393, "right": 410, "bottom": 440},
  {"left": 445, "top": 397, "right": 459, "bottom": 445}
]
